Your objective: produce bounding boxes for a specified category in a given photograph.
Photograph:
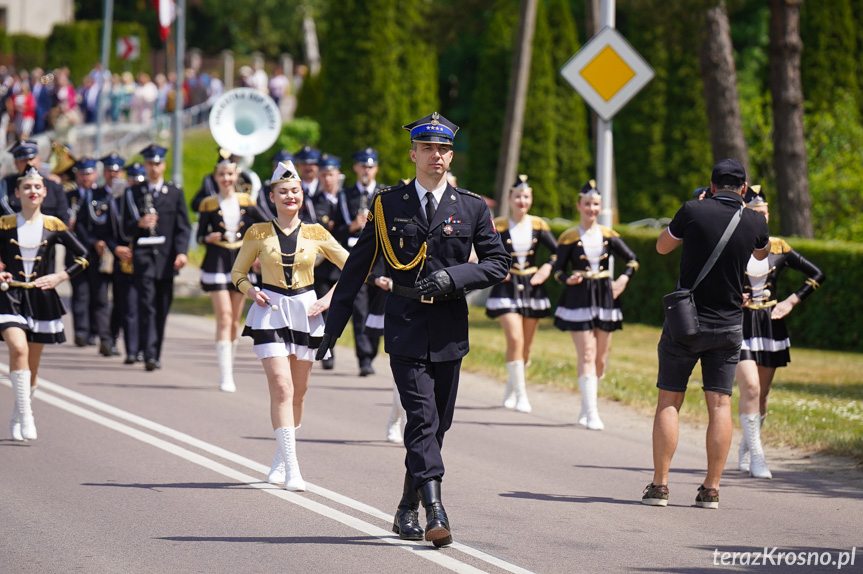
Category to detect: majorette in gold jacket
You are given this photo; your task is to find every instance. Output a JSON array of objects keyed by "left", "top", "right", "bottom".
[{"left": 231, "top": 221, "right": 349, "bottom": 293}]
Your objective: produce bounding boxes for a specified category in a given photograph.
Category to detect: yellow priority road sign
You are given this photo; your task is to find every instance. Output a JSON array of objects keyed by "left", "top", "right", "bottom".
[{"left": 560, "top": 26, "right": 654, "bottom": 121}]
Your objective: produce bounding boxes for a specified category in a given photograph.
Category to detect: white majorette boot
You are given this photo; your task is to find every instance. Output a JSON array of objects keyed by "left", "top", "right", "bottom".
[
  {"left": 577, "top": 375, "right": 589, "bottom": 426},
  {"left": 741, "top": 413, "right": 772, "bottom": 479},
  {"left": 11, "top": 370, "right": 36, "bottom": 440},
  {"left": 267, "top": 424, "right": 301, "bottom": 485},
  {"left": 582, "top": 374, "right": 604, "bottom": 430},
  {"left": 216, "top": 340, "right": 236, "bottom": 392},
  {"left": 738, "top": 432, "right": 750, "bottom": 472},
  {"left": 274, "top": 426, "right": 305, "bottom": 491},
  {"left": 510, "top": 360, "right": 531, "bottom": 413},
  {"left": 503, "top": 362, "right": 517, "bottom": 409},
  {"left": 386, "top": 384, "right": 406, "bottom": 443}
]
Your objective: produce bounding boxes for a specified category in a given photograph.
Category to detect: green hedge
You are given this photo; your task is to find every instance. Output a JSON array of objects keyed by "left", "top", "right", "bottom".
[
  {"left": 46, "top": 21, "right": 151, "bottom": 83},
  {"left": 7, "top": 34, "right": 47, "bottom": 70},
  {"left": 539, "top": 222, "right": 862, "bottom": 353},
  {"left": 251, "top": 117, "right": 321, "bottom": 180}
]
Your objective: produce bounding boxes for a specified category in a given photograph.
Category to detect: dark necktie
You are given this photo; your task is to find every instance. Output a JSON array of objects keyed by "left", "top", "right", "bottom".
[{"left": 424, "top": 191, "right": 436, "bottom": 224}]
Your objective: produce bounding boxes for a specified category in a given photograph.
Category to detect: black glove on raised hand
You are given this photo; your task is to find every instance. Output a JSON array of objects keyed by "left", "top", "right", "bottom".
[
  {"left": 415, "top": 269, "right": 454, "bottom": 297},
  {"left": 315, "top": 333, "right": 338, "bottom": 361}
]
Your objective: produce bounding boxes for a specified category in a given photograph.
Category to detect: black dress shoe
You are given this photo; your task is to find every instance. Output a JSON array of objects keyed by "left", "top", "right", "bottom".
[
  {"left": 124, "top": 354, "right": 137, "bottom": 365},
  {"left": 359, "top": 364, "right": 374, "bottom": 377},
  {"left": 392, "top": 472, "right": 424, "bottom": 540},
  {"left": 145, "top": 359, "right": 161, "bottom": 371},
  {"left": 322, "top": 356, "right": 335, "bottom": 370},
  {"left": 419, "top": 480, "right": 452, "bottom": 547},
  {"left": 74, "top": 335, "right": 87, "bottom": 347},
  {"left": 99, "top": 342, "right": 113, "bottom": 357}
]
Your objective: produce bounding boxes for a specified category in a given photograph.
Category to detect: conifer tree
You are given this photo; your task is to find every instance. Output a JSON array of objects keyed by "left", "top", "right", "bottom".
[{"left": 800, "top": 0, "right": 859, "bottom": 112}]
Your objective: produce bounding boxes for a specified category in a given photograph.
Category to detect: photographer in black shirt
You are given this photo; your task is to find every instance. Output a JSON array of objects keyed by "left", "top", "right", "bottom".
[{"left": 642, "top": 159, "right": 769, "bottom": 510}]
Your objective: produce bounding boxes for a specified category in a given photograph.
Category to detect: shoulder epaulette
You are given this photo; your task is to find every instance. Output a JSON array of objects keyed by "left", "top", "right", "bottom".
[
  {"left": 558, "top": 227, "right": 581, "bottom": 245},
  {"left": 0, "top": 214, "right": 17, "bottom": 230},
  {"left": 600, "top": 225, "right": 620, "bottom": 238},
  {"left": 454, "top": 187, "right": 484, "bottom": 201},
  {"left": 43, "top": 215, "right": 68, "bottom": 232},
  {"left": 198, "top": 196, "right": 220, "bottom": 213},
  {"left": 245, "top": 222, "right": 273, "bottom": 241},
  {"left": 379, "top": 180, "right": 408, "bottom": 195},
  {"left": 770, "top": 237, "right": 792, "bottom": 254},
  {"left": 531, "top": 216, "right": 551, "bottom": 231},
  {"left": 301, "top": 223, "right": 332, "bottom": 241},
  {"left": 237, "top": 193, "right": 256, "bottom": 207},
  {"left": 168, "top": 181, "right": 182, "bottom": 190},
  {"left": 493, "top": 217, "right": 509, "bottom": 232}
]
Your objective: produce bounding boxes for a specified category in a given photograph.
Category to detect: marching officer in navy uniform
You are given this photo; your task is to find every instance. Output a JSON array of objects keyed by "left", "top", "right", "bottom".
[
  {"left": 317, "top": 113, "right": 509, "bottom": 547},
  {"left": 109, "top": 161, "right": 145, "bottom": 364},
  {"left": 67, "top": 158, "right": 103, "bottom": 346},
  {"left": 0, "top": 140, "right": 69, "bottom": 225},
  {"left": 122, "top": 144, "right": 191, "bottom": 371},
  {"left": 333, "top": 147, "right": 387, "bottom": 376},
  {"left": 294, "top": 145, "right": 321, "bottom": 199},
  {"left": 101, "top": 153, "right": 127, "bottom": 357},
  {"left": 72, "top": 157, "right": 116, "bottom": 356}
]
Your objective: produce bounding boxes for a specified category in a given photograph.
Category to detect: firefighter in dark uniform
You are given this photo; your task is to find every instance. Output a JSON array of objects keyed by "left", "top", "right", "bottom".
[
  {"left": 317, "top": 113, "right": 510, "bottom": 547},
  {"left": 0, "top": 140, "right": 70, "bottom": 225},
  {"left": 122, "top": 144, "right": 191, "bottom": 371},
  {"left": 333, "top": 147, "right": 387, "bottom": 376},
  {"left": 67, "top": 158, "right": 102, "bottom": 346},
  {"left": 311, "top": 153, "right": 343, "bottom": 369},
  {"left": 109, "top": 161, "right": 145, "bottom": 364},
  {"left": 100, "top": 153, "right": 126, "bottom": 357},
  {"left": 72, "top": 157, "right": 115, "bottom": 356}
]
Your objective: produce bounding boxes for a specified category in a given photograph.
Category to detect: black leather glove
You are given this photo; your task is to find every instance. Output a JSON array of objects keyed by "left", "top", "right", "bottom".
[
  {"left": 315, "top": 333, "right": 338, "bottom": 361},
  {"left": 415, "top": 269, "right": 454, "bottom": 297}
]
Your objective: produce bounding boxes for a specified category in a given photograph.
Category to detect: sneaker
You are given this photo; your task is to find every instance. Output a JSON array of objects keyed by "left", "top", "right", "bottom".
[
  {"left": 695, "top": 485, "right": 719, "bottom": 509},
  {"left": 641, "top": 483, "right": 669, "bottom": 507}
]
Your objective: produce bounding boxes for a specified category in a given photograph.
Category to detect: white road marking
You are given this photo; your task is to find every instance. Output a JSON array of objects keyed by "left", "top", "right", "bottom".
[{"left": 0, "top": 368, "right": 535, "bottom": 574}]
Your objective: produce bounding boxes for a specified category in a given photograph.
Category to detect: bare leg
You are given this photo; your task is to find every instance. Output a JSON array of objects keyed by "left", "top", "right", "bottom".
[
  {"left": 228, "top": 290, "right": 245, "bottom": 342},
  {"left": 27, "top": 342, "right": 44, "bottom": 388},
  {"left": 211, "top": 290, "right": 235, "bottom": 342},
  {"left": 290, "top": 356, "right": 313, "bottom": 426},
  {"left": 499, "top": 313, "right": 524, "bottom": 362},
  {"left": 704, "top": 390, "right": 733, "bottom": 490},
  {"left": 652, "top": 389, "right": 685, "bottom": 486},
  {"left": 261, "top": 356, "right": 296, "bottom": 429},
  {"left": 736, "top": 360, "right": 761, "bottom": 414},
  {"left": 593, "top": 329, "right": 613, "bottom": 378},
  {"left": 521, "top": 317, "right": 539, "bottom": 365},
  {"left": 4, "top": 327, "right": 30, "bottom": 372},
  {"left": 571, "top": 330, "right": 598, "bottom": 377},
  {"left": 758, "top": 365, "right": 777, "bottom": 418}
]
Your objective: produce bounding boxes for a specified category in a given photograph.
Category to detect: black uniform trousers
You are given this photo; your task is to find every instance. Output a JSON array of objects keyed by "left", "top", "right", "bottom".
[
  {"left": 69, "top": 269, "right": 90, "bottom": 339},
  {"left": 351, "top": 283, "right": 380, "bottom": 368},
  {"left": 111, "top": 268, "right": 140, "bottom": 356},
  {"left": 390, "top": 354, "right": 461, "bottom": 489},
  {"left": 86, "top": 260, "right": 112, "bottom": 343},
  {"left": 136, "top": 271, "right": 174, "bottom": 361}
]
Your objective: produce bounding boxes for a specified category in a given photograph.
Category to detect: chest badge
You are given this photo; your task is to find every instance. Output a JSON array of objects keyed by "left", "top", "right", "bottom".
[
  {"left": 443, "top": 224, "right": 454, "bottom": 236},
  {"left": 403, "top": 194, "right": 410, "bottom": 200}
]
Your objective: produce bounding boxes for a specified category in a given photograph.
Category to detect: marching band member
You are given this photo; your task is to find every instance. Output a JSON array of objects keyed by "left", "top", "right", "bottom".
[
  {"left": 1, "top": 164, "right": 88, "bottom": 440},
  {"left": 486, "top": 175, "right": 557, "bottom": 412},
  {"left": 552, "top": 180, "right": 638, "bottom": 430},
  {"left": 231, "top": 160, "right": 348, "bottom": 491}
]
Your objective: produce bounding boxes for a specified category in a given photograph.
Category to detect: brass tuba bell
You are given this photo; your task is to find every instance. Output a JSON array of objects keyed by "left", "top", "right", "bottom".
[{"left": 50, "top": 141, "right": 76, "bottom": 175}]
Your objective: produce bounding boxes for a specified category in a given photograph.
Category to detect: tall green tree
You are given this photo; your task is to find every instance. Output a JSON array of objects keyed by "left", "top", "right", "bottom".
[
  {"left": 315, "top": 0, "right": 438, "bottom": 185},
  {"left": 548, "top": 0, "right": 591, "bottom": 217},
  {"left": 800, "top": 0, "right": 859, "bottom": 112}
]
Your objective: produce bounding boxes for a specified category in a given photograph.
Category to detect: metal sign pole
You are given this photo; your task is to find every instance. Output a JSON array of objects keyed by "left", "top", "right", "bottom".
[
  {"left": 172, "top": 0, "right": 186, "bottom": 186},
  {"left": 94, "top": 0, "right": 114, "bottom": 157},
  {"left": 596, "top": 0, "right": 615, "bottom": 231}
]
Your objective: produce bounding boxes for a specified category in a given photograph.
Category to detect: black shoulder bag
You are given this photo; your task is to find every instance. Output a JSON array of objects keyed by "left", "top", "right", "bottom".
[{"left": 662, "top": 205, "right": 744, "bottom": 341}]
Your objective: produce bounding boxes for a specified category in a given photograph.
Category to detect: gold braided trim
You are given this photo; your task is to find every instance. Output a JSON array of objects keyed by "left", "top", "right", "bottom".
[
  {"left": 374, "top": 197, "right": 426, "bottom": 271},
  {"left": 532, "top": 216, "right": 551, "bottom": 231},
  {"left": 245, "top": 222, "right": 273, "bottom": 240},
  {"left": 493, "top": 217, "right": 509, "bottom": 232},
  {"left": 745, "top": 266, "right": 776, "bottom": 278},
  {"left": 510, "top": 266, "right": 538, "bottom": 276},
  {"left": 3, "top": 280, "right": 36, "bottom": 288},
  {"left": 213, "top": 241, "right": 243, "bottom": 249},
  {"left": 235, "top": 276, "right": 251, "bottom": 291},
  {"left": 573, "top": 270, "right": 611, "bottom": 279},
  {"left": 198, "top": 196, "right": 220, "bottom": 212},
  {"left": 14, "top": 255, "right": 42, "bottom": 262},
  {"left": 300, "top": 223, "right": 331, "bottom": 242},
  {"left": 626, "top": 260, "right": 640, "bottom": 271},
  {"left": 11, "top": 239, "right": 48, "bottom": 248},
  {"left": 600, "top": 226, "right": 620, "bottom": 238},
  {"left": 74, "top": 256, "right": 90, "bottom": 269},
  {"left": 805, "top": 278, "right": 820, "bottom": 290},
  {"left": 745, "top": 300, "right": 777, "bottom": 310},
  {"left": 557, "top": 227, "right": 581, "bottom": 245}
]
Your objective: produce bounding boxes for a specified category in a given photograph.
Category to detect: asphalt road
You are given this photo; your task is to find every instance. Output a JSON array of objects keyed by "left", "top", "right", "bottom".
[{"left": 1, "top": 312, "right": 861, "bottom": 574}]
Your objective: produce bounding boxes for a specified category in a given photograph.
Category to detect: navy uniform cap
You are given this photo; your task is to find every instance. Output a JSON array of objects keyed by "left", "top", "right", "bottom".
[
  {"left": 9, "top": 139, "right": 39, "bottom": 160},
  {"left": 271, "top": 149, "right": 294, "bottom": 164},
  {"left": 101, "top": 152, "right": 125, "bottom": 171},
  {"left": 125, "top": 162, "right": 146, "bottom": 182},
  {"left": 74, "top": 158, "right": 98, "bottom": 173},
  {"left": 294, "top": 145, "right": 321, "bottom": 164},
  {"left": 140, "top": 144, "right": 168, "bottom": 163},
  {"left": 402, "top": 112, "right": 459, "bottom": 144},
  {"left": 352, "top": 147, "right": 378, "bottom": 166},
  {"left": 317, "top": 153, "right": 341, "bottom": 170}
]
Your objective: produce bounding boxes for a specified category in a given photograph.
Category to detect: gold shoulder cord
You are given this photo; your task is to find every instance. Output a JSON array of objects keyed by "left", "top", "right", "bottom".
[{"left": 373, "top": 198, "right": 427, "bottom": 274}]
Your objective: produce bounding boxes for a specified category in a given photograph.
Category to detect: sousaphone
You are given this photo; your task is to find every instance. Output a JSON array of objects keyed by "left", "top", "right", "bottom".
[{"left": 209, "top": 88, "right": 282, "bottom": 157}]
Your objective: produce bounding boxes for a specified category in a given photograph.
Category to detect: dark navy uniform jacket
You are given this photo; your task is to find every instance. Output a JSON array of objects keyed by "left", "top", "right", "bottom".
[
  {"left": 333, "top": 182, "right": 383, "bottom": 249},
  {"left": 73, "top": 185, "right": 114, "bottom": 258},
  {"left": 1, "top": 174, "right": 70, "bottom": 226},
  {"left": 122, "top": 181, "right": 191, "bottom": 280},
  {"left": 325, "top": 180, "right": 510, "bottom": 361}
]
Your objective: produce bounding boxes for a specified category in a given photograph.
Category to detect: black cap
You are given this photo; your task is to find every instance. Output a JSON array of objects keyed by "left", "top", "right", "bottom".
[{"left": 711, "top": 159, "right": 746, "bottom": 187}]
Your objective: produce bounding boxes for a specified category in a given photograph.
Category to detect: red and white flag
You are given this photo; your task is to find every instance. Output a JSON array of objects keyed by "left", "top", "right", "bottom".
[{"left": 154, "top": 0, "right": 176, "bottom": 41}]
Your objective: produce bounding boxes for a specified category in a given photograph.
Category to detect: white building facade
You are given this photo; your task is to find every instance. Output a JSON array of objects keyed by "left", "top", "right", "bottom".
[{"left": 0, "top": 0, "right": 74, "bottom": 37}]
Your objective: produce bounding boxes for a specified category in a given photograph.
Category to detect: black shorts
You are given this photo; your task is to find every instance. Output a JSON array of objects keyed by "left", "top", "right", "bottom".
[{"left": 656, "top": 322, "right": 743, "bottom": 396}]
